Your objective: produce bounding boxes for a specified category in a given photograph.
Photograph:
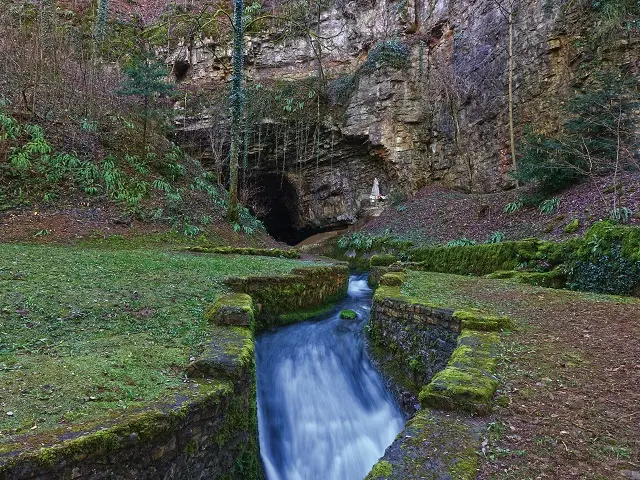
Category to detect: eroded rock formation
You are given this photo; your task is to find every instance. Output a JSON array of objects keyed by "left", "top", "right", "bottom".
[{"left": 172, "top": 0, "right": 639, "bottom": 241}]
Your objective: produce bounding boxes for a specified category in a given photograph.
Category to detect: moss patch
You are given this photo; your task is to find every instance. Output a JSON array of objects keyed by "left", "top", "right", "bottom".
[
  {"left": 453, "top": 309, "right": 513, "bottom": 332},
  {"left": 339, "top": 309, "right": 357, "bottom": 320},
  {"left": 380, "top": 272, "right": 407, "bottom": 286},
  {"left": 370, "top": 254, "right": 398, "bottom": 267},
  {"left": 564, "top": 218, "right": 580, "bottom": 233},
  {"left": 366, "top": 459, "right": 393, "bottom": 479},
  {"left": 204, "top": 293, "right": 254, "bottom": 327}
]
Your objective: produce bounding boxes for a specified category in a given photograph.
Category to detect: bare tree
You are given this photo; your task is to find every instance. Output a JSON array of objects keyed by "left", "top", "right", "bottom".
[{"left": 493, "top": 0, "right": 518, "bottom": 185}]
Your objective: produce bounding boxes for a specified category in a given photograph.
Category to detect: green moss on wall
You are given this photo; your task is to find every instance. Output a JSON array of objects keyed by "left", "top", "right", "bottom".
[
  {"left": 379, "top": 272, "right": 407, "bottom": 286},
  {"left": 419, "top": 329, "right": 500, "bottom": 415},
  {"left": 365, "top": 460, "right": 393, "bottom": 479},
  {"left": 370, "top": 254, "right": 398, "bottom": 267}
]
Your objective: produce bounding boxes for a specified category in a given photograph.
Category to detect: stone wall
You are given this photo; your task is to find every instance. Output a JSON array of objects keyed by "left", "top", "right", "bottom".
[
  {"left": 369, "top": 285, "right": 460, "bottom": 406},
  {"left": 0, "top": 325, "right": 261, "bottom": 480},
  {"left": 225, "top": 265, "right": 349, "bottom": 331}
]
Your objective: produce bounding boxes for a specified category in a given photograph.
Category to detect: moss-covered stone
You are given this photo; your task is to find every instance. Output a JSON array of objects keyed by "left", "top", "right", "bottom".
[
  {"left": 365, "top": 410, "right": 482, "bottom": 480},
  {"left": 370, "top": 254, "right": 398, "bottom": 267},
  {"left": 564, "top": 218, "right": 580, "bottom": 233},
  {"left": 204, "top": 293, "right": 254, "bottom": 327},
  {"left": 453, "top": 309, "right": 513, "bottom": 331},
  {"left": 226, "top": 265, "right": 349, "bottom": 332},
  {"left": 339, "top": 309, "right": 358, "bottom": 320},
  {"left": 365, "top": 459, "right": 393, "bottom": 479},
  {"left": 419, "top": 329, "right": 500, "bottom": 415},
  {"left": 379, "top": 272, "right": 407, "bottom": 286}
]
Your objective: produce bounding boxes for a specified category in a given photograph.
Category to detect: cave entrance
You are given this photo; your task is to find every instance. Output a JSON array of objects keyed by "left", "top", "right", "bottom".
[{"left": 250, "top": 173, "right": 305, "bottom": 245}]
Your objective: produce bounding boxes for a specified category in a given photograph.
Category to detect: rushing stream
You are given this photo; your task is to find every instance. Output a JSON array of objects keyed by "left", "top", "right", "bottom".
[{"left": 256, "top": 275, "right": 405, "bottom": 480}]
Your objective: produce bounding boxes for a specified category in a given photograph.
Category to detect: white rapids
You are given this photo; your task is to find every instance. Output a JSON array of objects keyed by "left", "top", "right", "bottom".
[{"left": 256, "top": 275, "right": 405, "bottom": 480}]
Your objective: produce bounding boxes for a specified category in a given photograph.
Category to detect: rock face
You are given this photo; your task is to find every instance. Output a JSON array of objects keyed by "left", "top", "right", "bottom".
[{"left": 173, "top": 0, "right": 639, "bottom": 239}]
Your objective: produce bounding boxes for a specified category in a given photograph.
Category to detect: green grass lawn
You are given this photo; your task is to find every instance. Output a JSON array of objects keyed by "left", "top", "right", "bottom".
[{"left": 0, "top": 243, "right": 307, "bottom": 440}]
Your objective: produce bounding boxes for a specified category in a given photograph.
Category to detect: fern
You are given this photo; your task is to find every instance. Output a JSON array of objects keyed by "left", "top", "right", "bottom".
[
  {"left": 504, "top": 200, "right": 523, "bottom": 214},
  {"left": 447, "top": 238, "right": 478, "bottom": 247},
  {"left": 610, "top": 206, "right": 633, "bottom": 224},
  {"left": 539, "top": 197, "right": 560, "bottom": 215},
  {"left": 486, "top": 231, "right": 506, "bottom": 244},
  {"left": 152, "top": 179, "right": 171, "bottom": 192}
]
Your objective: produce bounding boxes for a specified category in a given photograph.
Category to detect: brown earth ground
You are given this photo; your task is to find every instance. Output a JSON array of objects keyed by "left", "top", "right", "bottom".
[
  {"left": 363, "top": 172, "right": 640, "bottom": 244},
  {"left": 0, "top": 202, "right": 281, "bottom": 247},
  {"left": 408, "top": 272, "right": 640, "bottom": 479}
]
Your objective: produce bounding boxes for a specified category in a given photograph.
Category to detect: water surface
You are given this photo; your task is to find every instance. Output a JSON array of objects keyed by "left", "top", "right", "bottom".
[{"left": 256, "top": 275, "right": 405, "bottom": 480}]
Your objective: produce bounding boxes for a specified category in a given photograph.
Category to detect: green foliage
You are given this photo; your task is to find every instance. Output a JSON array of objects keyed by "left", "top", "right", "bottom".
[
  {"left": 326, "top": 75, "right": 356, "bottom": 105},
  {"left": 568, "top": 221, "right": 640, "bottom": 294},
  {"left": 539, "top": 197, "right": 560, "bottom": 215},
  {"left": 447, "top": 238, "right": 478, "bottom": 247},
  {"left": 514, "top": 70, "right": 639, "bottom": 199},
  {"left": 591, "top": 0, "right": 640, "bottom": 43},
  {"left": 338, "top": 232, "right": 374, "bottom": 251},
  {"left": 610, "top": 206, "right": 633, "bottom": 224},
  {"left": 486, "top": 232, "right": 506, "bottom": 244},
  {"left": 117, "top": 51, "right": 176, "bottom": 144},
  {"left": 361, "top": 40, "right": 411, "bottom": 73},
  {"left": 503, "top": 200, "right": 522, "bottom": 214}
]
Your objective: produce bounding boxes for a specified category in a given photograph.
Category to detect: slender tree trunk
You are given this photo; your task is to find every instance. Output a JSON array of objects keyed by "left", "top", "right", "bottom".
[
  {"left": 507, "top": 4, "right": 517, "bottom": 185},
  {"left": 227, "top": 0, "right": 245, "bottom": 222}
]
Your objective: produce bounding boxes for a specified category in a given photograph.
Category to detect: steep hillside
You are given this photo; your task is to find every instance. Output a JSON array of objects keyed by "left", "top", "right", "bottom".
[{"left": 362, "top": 171, "right": 640, "bottom": 245}]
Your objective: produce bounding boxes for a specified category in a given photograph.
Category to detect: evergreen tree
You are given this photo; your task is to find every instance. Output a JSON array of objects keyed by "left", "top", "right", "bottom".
[
  {"left": 227, "top": 0, "right": 245, "bottom": 222},
  {"left": 118, "top": 52, "right": 175, "bottom": 147}
]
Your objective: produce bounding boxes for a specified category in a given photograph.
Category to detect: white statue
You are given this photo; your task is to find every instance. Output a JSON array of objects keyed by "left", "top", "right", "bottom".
[{"left": 370, "top": 178, "right": 380, "bottom": 203}]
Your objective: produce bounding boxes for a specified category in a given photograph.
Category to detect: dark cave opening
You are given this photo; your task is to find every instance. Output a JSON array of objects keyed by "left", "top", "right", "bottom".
[
  {"left": 173, "top": 60, "right": 190, "bottom": 82},
  {"left": 251, "top": 173, "right": 320, "bottom": 245}
]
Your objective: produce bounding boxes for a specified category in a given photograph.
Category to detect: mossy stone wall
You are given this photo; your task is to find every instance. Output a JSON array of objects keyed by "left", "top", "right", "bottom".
[
  {"left": 407, "top": 239, "right": 542, "bottom": 276},
  {"left": 0, "top": 325, "right": 261, "bottom": 480},
  {"left": 369, "top": 291, "right": 460, "bottom": 399},
  {"left": 226, "top": 265, "right": 349, "bottom": 331}
]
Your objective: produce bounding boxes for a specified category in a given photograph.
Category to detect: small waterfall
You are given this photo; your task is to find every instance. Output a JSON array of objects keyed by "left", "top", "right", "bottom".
[{"left": 256, "top": 275, "right": 405, "bottom": 480}]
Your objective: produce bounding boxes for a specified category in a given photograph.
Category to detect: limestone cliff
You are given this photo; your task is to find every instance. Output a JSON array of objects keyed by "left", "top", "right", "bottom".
[{"left": 171, "top": 0, "right": 639, "bottom": 240}]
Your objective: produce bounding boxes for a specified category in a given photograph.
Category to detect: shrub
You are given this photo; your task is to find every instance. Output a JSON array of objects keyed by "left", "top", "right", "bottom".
[
  {"left": 567, "top": 221, "right": 640, "bottom": 294},
  {"left": 360, "top": 40, "right": 411, "bottom": 73}
]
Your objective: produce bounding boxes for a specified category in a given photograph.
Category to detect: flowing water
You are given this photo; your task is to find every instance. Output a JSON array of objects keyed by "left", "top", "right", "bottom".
[{"left": 256, "top": 275, "right": 405, "bottom": 480}]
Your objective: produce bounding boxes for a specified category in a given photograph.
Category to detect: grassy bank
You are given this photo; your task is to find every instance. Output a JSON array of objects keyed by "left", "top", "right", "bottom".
[
  {"left": 0, "top": 243, "right": 307, "bottom": 440},
  {"left": 400, "top": 270, "right": 640, "bottom": 479}
]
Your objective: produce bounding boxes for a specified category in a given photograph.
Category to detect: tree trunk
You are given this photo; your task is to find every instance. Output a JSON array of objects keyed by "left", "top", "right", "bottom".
[
  {"left": 227, "top": 0, "right": 245, "bottom": 223},
  {"left": 508, "top": 6, "right": 517, "bottom": 185}
]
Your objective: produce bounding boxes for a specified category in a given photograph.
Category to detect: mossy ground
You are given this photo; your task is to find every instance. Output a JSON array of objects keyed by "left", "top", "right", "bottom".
[
  {"left": 0, "top": 243, "right": 307, "bottom": 442},
  {"left": 397, "top": 270, "right": 640, "bottom": 479}
]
